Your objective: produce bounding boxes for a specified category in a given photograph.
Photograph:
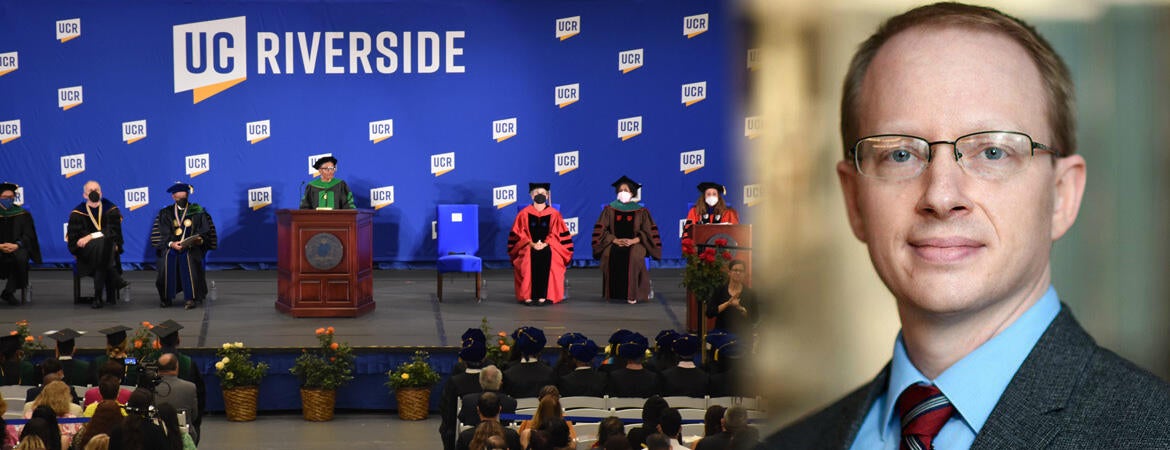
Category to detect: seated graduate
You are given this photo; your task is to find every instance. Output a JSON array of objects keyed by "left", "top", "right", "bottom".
[
  {"left": 556, "top": 338, "right": 605, "bottom": 398},
  {"left": 0, "top": 182, "right": 40, "bottom": 306},
  {"left": 67, "top": 181, "right": 127, "bottom": 309},
  {"left": 300, "top": 156, "right": 355, "bottom": 210},
  {"left": 151, "top": 182, "right": 218, "bottom": 310},
  {"left": 0, "top": 334, "right": 35, "bottom": 386},
  {"left": 508, "top": 183, "right": 574, "bottom": 306},
  {"left": 591, "top": 175, "right": 662, "bottom": 304},
  {"left": 604, "top": 331, "right": 660, "bottom": 398},
  {"left": 502, "top": 327, "right": 554, "bottom": 399},
  {"left": 682, "top": 182, "right": 739, "bottom": 242},
  {"left": 44, "top": 328, "right": 91, "bottom": 387}
]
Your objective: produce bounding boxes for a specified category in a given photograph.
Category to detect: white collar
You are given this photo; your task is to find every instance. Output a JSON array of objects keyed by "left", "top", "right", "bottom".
[
  {"left": 574, "top": 366, "right": 592, "bottom": 371},
  {"left": 521, "top": 356, "right": 539, "bottom": 363},
  {"left": 58, "top": 356, "right": 73, "bottom": 361},
  {"left": 676, "top": 361, "right": 696, "bottom": 369},
  {"left": 465, "top": 368, "right": 482, "bottom": 374}
]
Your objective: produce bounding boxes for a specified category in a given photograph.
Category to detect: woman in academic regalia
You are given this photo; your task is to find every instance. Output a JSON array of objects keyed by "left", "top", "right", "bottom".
[
  {"left": 591, "top": 176, "right": 662, "bottom": 304},
  {"left": 299, "top": 156, "right": 355, "bottom": 210},
  {"left": 682, "top": 181, "right": 739, "bottom": 242},
  {"left": 508, "top": 183, "right": 574, "bottom": 305}
]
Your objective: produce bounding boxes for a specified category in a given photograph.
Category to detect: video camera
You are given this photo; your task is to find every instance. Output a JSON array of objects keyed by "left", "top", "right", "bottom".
[{"left": 124, "top": 356, "right": 164, "bottom": 391}]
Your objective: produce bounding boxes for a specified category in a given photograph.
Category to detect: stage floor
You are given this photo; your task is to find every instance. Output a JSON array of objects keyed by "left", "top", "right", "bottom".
[{"left": 8, "top": 268, "right": 688, "bottom": 349}]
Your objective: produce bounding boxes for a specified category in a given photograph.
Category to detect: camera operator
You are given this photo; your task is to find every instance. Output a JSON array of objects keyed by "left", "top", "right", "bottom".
[
  {"left": 151, "top": 353, "right": 199, "bottom": 444},
  {"left": 108, "top": 388, "right": 168, "bottom": 450}
]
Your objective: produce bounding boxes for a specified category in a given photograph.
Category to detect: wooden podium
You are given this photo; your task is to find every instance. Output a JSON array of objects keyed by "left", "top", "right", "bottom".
[
  {"left": 275, "top": 209, "right": 375, "bottom": 318},
  {"left": 687, "top": 224, "right": 752, "bottom": 332}
]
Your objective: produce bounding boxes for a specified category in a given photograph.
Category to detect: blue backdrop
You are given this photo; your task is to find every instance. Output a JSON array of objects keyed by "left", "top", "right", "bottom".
[{"left": 0, "top": 0, "right": 749, "bottom": 267}]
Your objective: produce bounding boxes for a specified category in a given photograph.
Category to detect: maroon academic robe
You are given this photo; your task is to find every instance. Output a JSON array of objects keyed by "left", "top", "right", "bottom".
[
  {"left": 591, "top": 204, "right": 662, "bottom": 302},
  {"left": 508, "top": 205, "right": 574, "bottom": 302}
]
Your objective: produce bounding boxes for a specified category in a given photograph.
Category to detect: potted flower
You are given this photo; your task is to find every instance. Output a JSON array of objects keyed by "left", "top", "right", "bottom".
[
  {"left": 289, "top": 326, "right": 354, "bottom": 421},
  {"left": 386, "top": 350, "right": 441, "bottom": 420},
  {"left": 128, "top": 321, "right": 157, "bottom": 361},
  {"left": 215, "top": 341, "right": 269, "bottom": 421},
  {"left": 479, "top": 318, "right": 513, "bottom": 367},
  {"left": 681, "top": 238, "right": 735, "bottom": 339}
]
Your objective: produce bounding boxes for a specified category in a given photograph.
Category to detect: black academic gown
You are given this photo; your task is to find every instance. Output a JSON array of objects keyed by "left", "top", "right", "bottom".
[
  {"left": 440, "top": 370, "right": 485, "bottom": 450},
  {"left": 0, "top": 205, "right": 41, "bottom": 293},
  {"left": 660, "top": 365, "right": 710, "bottom": 397},
  {"left": 502, "top": 361, "right": 555, "bottom": 399},
  {"left": 60, "top": 357, "right": 93, "bottom": 386},
  {"left": 556, "top": 367, "right": 606, "bottom": 397},
  {"left": 299, "top": 178, "right": 355, "bottom": 209},
  {"left": 604, "top": 367, "right": 661, "bottom": 398},
  {"left": 0, "top": 360, "right": 35, "bottom": 386},
  {"left": 67, "top": 199, "right": 124, "bottom": 302},
  {"left": 151, "top": 202, "right": 218, "bottom": 303}
]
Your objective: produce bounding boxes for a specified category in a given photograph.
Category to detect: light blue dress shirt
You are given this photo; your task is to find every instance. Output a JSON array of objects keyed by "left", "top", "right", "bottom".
[{"left": 848, "top": 286, "right": 1061, "bottom": 450}]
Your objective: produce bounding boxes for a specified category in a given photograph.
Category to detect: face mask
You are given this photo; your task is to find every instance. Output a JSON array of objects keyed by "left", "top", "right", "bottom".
[
  {"left": 533, "top": 194, "right": 547, "bottom": 205},
  {"left": 705, "top": 196, "right": 719, "bottom": 207},
  {"left": 0, "top": 199, "right": 13, "bottom": 209},
  {"left": 87, "top": 191, "right": 101, "bottom": 202},
  {"left": 617, "top": 192, "right": 633, "bottom": 203},
  {"left": 176, "top": 198, "right": 189, "bottom": 208}
]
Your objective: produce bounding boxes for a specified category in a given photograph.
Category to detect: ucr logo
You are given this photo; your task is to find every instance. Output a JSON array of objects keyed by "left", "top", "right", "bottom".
[
  {"left": 431, "top": 152, "right": 455, "bottom": 177},
  {"left": 681, "top": 81, "right": 706, "bottom": 107},
  {"left": 683, "top": 13, "right": 709, "bottom": 38},
  {"left": 492, "top": 185, "right": 517, "bottom": 209},
  {"left": 186, "top": 153, "right": 210, "bottom": 177},
  {"left": 370, "top": 186, "right": 395, "bottom": 210},
  {"left": 554, "top": 150, "right": 579, "bottom": 175},
  {"left": 680, "top": 149, "right": 705, "bottom": 174},
  {"left": 0, "top": 120, "right": 21, "bottom": 144},
  {"left": 307, "top": 153, "right": 332, "bottom": 176},
  {"left": 556, "top": 16, "right": 580, "bottom": 41},
  {"left": 618, "top": 116, "right": 642, "bottom": 141},
  {"left": 0, "top": 52, "right": 18, "bottom": 77},
  {"left": 744, "top": 183, "right": 762, "bottom": 207},
  {"left": 564, "top": 217, "right": 579, "bottom": 236},
  {"left": 745, "top": 116, "right": 762, "bottom": 139},
  {"left": 13, "top": 187, "right": 23, "bottom": 206},
  {"left": 369, "top": 119, "right": 394, "bottom": 144},
  {"left": 679, "top": 219, "right": 687, "bottom": 239},
  {"left": 747, "top": 48, "right": 760, "bottom": 71},
  {"left": 493, "top": 118, "right": 517, "bottom": 142},
  {"left": 56, "top": 18, "right": 80, "bottom": 43},
  {"left": 618, "top": 49, "right": 643, "bottom": 73},
  {"left": 122, "top": 120, "right": 146, "bottom": 144},
  {"left": 124, "top": 187, "right": 150, "bottom": 211},
  {"left": 248, "top": 186, "right": 272, "bottom": 211},
  {"left": 555, "top": 83, "right": 579, "bottom": 108},
  {"left": 246, "top": 120, "right": 270, "bottom": 144},
  {"left": 173, "top": 16, "right": 247, "bottom": 104},
  {"left": 60, "top": 153, "right": 85, "bottom": 178},
  {"left": 58, "top": 86, "right": 83, "bottom": 110}
]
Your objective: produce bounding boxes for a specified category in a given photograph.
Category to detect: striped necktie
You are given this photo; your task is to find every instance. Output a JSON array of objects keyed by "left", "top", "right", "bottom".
[{"left": 895, "top": 383, "right": 956, "bottom": 450}]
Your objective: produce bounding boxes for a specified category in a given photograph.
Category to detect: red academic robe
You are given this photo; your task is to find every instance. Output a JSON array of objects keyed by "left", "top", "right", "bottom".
[
  {"left": 508, "top": 205, "right": 574, "bottom": 302},
  {"left": 682, "top": 206, "right": 740, "bottom": 242}
]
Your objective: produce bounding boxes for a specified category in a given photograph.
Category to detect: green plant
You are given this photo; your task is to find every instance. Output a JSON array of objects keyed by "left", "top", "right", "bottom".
[
  {"left": 681, "top": 237, "right": 734, "bottom": 303},
  {"left": 128, "top": 321, "right": 157, "bottom": 361},
  {"left": 13, "top": 320, "right": 45, "bottom": 354},
  {"left": 215, "top": 342, "right": 269, "bottom": 390},
  {"left": 386, "top": 350, "right": 441, "bottom": 390},
  {"left": 479, "top": 317, "right": 513, "bottom": 367},
  {"left": 290, "top": 327, "right": 354, "bottom": 390}
]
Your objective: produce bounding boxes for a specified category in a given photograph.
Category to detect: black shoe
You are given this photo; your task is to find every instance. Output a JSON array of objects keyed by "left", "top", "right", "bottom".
[
  {"left": 184, "top": 300, "right": 197, "bottom": 310},
  {"left": 91, "top": 300, "right": 104, "bottom": 309},
  {"left": 160, "top": 301, "right": 171, "bottom": 308},
  {"left": 1, "top": 291, "right": 16, "bottom": 306},
  {"left": 118, "top": 279, "right": 131, "bottom": 290},
  {"left": 537, "top": 298, "right": 548, "bottom": 306}
]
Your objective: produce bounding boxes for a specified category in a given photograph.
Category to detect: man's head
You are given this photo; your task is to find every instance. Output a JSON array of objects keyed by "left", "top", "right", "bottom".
[
  {"left": 479, "top": 365, "right": 502, "bottom": 391},
  {"left": 836, "top": 2, "right": 1086, "bottom": 319},
  {"left": 40, "top": 358, "right": 63, "bottom": 379},
  {"left": 657, "top": 407, "right": 682, "bottom": 438},
  {"left": 158, "top": 353, "right": 179, "bottom": 375},
  {"left": 167, "top": 182, "right": 192, "bottom": 206},
  {"left": 722, "top": 405, "right": 748, "bottom": 434},
  {"left": 0, "top": 183, "right": 16, "bottom": 209},
  {"left": 645, "top": 433, "right": 671, "bottom": 450},
  {"left": 83, "top": 181, "right": 102, "bottom": 203},
  {"left": 529, "top": 183, "right": 551, "bottom": 205},
  {"left": 314, "top": 156, "right": 338, "bottom": 182},
  {"left": 98, "top": 375, "right": 120, "bottom": 400},
  {"left": 476, "top": 391, "right": 501, "bottom": 420}
]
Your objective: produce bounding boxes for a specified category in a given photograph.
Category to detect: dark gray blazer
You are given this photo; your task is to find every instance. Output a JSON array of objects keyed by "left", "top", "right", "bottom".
[{"left": 759, "top": 306, "right": 1170, "bottom": 449}]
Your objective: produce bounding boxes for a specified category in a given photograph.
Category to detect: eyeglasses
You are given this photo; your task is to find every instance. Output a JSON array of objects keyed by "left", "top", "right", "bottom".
[
  {"left": 849, "top": 131, "right": 1059, "bottom": 181},
  {"left": 319, "top": 167, "right": 336, "bottom": 172}
]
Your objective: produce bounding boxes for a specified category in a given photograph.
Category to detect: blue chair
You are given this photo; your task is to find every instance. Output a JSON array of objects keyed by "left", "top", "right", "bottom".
[{"left": 437, "top": 204, "right": 482, "bottom": 302}]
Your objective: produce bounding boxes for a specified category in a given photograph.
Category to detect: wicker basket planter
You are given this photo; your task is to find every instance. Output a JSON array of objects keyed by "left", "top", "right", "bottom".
[
  {"left": 395, "top": 387, "right": 431, "bottom": 420},
  {"left": 300, "top": 388, "right": 336, "bottom": 422},
  {"left": 222, "top": 386, "right": 259, "bottom": 422}
]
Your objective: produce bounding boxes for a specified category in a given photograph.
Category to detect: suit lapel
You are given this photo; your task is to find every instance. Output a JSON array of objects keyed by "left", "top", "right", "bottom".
[
  {"left": 972, "top": 305, "right": 1095, "bottom": 449},
  {"left": 831, "top": 365, "right": 891, "bottom": 450}
]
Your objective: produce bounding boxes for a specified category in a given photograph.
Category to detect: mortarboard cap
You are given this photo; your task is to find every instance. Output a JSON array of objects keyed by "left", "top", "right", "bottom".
[
  {"left": 615, "top": 332, "right": 649, "bottom": 360},
  {"left": 0, "top": 182, "right": 18, "bottom": 194},
  {"left": 511, "top": 326, "right": 547, "bottom": 356},
  {"left": 313, "top": 156, "right": 338, "bottom": 170},
  {"left": 0, "top": 334, "right": 20, "bottom": 356},
  {"left": 697, "top": 182, "right": 725, "bottom": 195},
  {"left": 556, "top": 332, "right": 586, "bottom": 349},
  {"left": 166, "top": 182, "right": 192, "bottom": 195},
  {"left": 611, "top": 175, "right": 641, "bottom": 192},
  {"left": 45, "top": 328, "right": 82, "bottom": 344},
  {"left": 672, "top": 334, "right": 700, "bottom": 357},
  {"left": 461, "top": 328, "right": 486, "bottom": 345},
  {"left": 459, "top": 339, "right": 487, "bottom": 363},
  {"left": 98, "top": 325, "right": 132, "bottom": 346},
  {"left": 654, "top": 329, "right": 679, "bottom": 351},
  {"left": 528, "top": 183, "right": 551, "bottom": 192},
  {"left": 608, "top": 329, "right": 633, "bottom": 345},
  {"left": 568, "top": 339, "right": 599, "bottom": 363},
  {"left": 150, "top": 320, "right": 184, "bottom": 346}
]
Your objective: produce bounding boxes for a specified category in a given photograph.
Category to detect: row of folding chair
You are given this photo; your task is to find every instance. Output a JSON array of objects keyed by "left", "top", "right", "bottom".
[{"left": 515, "top": 395, "right": 764, "bottom": 412}]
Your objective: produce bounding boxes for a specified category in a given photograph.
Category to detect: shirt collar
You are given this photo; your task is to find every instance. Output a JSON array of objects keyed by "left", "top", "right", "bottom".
[
  {"left": 879, "top": 286, "right": 1060, "bottom": 442},
  {"left": 521, "top": 356, "right": 539, "bottom": 363},
  {"left": 58, "top": 356, "right": 73, "bottom": 360},
  {"left": 677, "top": 361, "right": 697, "bottom": 369},
  {"left": 465, "top": 368, "right": 482, "bottom": 374}
]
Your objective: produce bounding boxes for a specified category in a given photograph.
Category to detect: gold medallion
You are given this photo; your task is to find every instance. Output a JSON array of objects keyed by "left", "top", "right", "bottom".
[
  {"left": 174, "top": 228, "right": 183, "bottom": 236},
  {"left": 173, "top": 220, "right": 180, "bottom": 227},
  {"left": 184, "top": 219, "right": 193, "bottom": 227}
]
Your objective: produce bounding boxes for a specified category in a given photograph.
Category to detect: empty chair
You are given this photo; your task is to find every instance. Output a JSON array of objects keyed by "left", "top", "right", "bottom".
[
  {"left": 436, "top": 204, "right": 482, "bottom": 302},
  {"left": 663, "top": 395, "right": 707, "bottom": 410},
  {"left": 516, "top": 397, "right": 540, "bottom": 409},
  {"left": 678, "top": 408, "right": 706, "bottom": 421},
  {"left": 561, "top": 396, "right": 607, "bottom": 410},
  {"left": 606, "top": 396, "right": 645, "bottom": 410}
]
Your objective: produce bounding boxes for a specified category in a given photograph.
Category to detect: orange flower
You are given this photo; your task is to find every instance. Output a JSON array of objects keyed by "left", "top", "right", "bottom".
[
  {"left": 497, "top": 340, "right": 504, "bottom": 346},
  {"left": 315, "top": 328, "right": 325, "bottom": 335},
  {"left": 152, "top": 340, "right": 162, "bottom": 349},
  {"left": 24, "top": 336, "right": 33, "bottom": 342},
  {"left": 330, "top": 342, "right": 339, "bottom": 350},
  {"left": 16, "top": 320, "right": 28, "bottom": 326},
  {"left": 134, "top": 340, "right": 143, "bottom": 349},
  {"left": 329, "top": 357, "right": 336, "bottom": 362},
  {"left": 326, "top": 326, "right": 335, "bottom": 335},
  {"left": 497, "top": 331, "right": 506, "bottom": 337},
  {"left": 499, "top": 344, "right": 510, "bottom": 353},
  {"left": 8, "top": 331, "right": 15, "bottom": 335}
]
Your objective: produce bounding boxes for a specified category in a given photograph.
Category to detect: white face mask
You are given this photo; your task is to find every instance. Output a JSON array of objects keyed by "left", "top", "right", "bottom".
[
  {"left": 617, "top": 191, "right": 633, "bottom": 203},
  {"left": 705, "top": 196, "right": 719, "bottom": 207}
]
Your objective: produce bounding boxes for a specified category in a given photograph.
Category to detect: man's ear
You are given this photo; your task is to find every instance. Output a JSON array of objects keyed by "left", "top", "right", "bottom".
[
  {"left": 1050, "top": 154, "right": 1086, "bottom": 241},
  {"left": 837, "top": 160, "right": 867, "bottom": 242}
]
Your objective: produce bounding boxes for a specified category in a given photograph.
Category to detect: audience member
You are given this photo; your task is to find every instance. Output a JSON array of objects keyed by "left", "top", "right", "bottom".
[
  {"left": 556, "top": 339, "right": 604, "bottom": 397},
  {"left": 107, "top": 389, "right": 168, "bottom": 450},
  {"left": 25, "top": 360, "right": 81, "bottom": 405},
  {"left": 625, "top": 396, "right": 669, "bottom": 449},
  {"left": 645, "top": 433, "right": 671, "bottom": 450},
  {"left": 151, "top": 354, "right": 198, "bottom": 443},
  {"left": 80, "top": 435, "right": 107, "bottom": 450},
  {"left": 601, "top": 435, "right": 632, "bottom": 450},
  {"left": 591, "top": 416, "right": 624, "bottom": 449},
  {"left": 536, "top": 420, "right": 573, "bottom": 450},
  {"left": 148, "top": 321, "right": 205, "bottom": 439},
  {"left": 16, "top": 385, "right": 80, "bottom": 447},
  {"left": 83, "top": 378, "right": 125, "bottom": 418},
  {"left": 687, "top": 405, "right": 725, "bottom": 450},
  {"left": 27, "top": 408, "right": 63, "bottom": 450},
  {"left": 483, "top": 435, "right": 507, "bottom": 450},
  {"left": 441, "top": 329, "right": 489, "bottom": 450},
  {"left": 694, "top": 405, "right": 755, "bottom": 450},
  {"left": 1, "top": 397, "right": 8, "bottom": 450},
  {"left": 456, "top": 392, "right": 521, "bottom": 450},
  {"left": 72, "top": 401, "right": 122, "bottom": 450},
  {"left": 154, "top": 404, "right": 195, "bottom": 450},
  {"left": 459, "top": 366, "right": 517, "bottom": 428},
  {"left": 657, "top": 408, "right": 686, "bottom": 449},
  {"left": 84, "top": 364, "right": 131, "bottom": 408},
  {"left": 518, "top": 395, "right": 576, "bottom": 449},
  {"left": 503, "top": 327, "right": 553, "bottom": 399}
]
